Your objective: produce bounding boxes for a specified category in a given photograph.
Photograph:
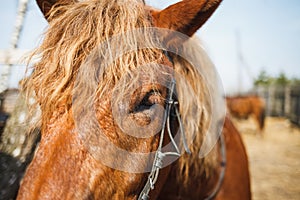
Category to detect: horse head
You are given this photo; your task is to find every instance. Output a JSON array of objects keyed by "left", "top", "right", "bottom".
[{"left": 17, "top": 0, "right": 223, "bottom": 199}]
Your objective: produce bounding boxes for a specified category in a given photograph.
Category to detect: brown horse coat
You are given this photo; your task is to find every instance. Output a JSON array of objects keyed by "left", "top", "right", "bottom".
[
  {"left": 226, "top": 96, "right": 266, "bottom": 134},
  {"left": 17, "top": 0, "right": 251, "bottom": 199},
  {"left": 156, "top": 116, "right": 251, "bottom": 200}
]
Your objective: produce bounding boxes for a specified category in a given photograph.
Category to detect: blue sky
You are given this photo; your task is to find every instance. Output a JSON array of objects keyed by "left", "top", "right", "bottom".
[{"left": 1, "top": 0, "right": 300, "bottom": 94}]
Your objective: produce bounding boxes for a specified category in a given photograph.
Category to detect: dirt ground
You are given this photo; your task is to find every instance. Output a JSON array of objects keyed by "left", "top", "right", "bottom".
[{"left": 232, "top": 117, "right": 300, "bottom": 200}]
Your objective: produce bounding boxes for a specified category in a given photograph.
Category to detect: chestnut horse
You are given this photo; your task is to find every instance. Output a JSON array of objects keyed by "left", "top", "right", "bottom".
[
  {"left": 17, "top": 0, "right": 251, "bottom": 199},
  {"left": 226, "top": 95, "right": 265, "bottom": 135}
]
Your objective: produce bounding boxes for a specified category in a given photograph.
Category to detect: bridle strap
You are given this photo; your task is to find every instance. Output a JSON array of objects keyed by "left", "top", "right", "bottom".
[
  {"left": 204, "top": 133, "right": 226, "bottom": 200},
  {"left": 138, "top": 78, "right": 191, "bottom": 200},
  {"left": 139, "top": 126, "right": 227, "bottom": 200},
  {"left": 138, "top": 50, "right": 226, "bottom": 200}
]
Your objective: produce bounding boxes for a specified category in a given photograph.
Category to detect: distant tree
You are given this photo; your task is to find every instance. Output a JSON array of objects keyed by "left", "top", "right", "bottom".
[
  {"left": 275, "top": 72, "right": 289, "bottom": 85},
  {"left": 291, "top": 77, "right": 300, "bottom": 85},
  {"left": 253, "top": 70, "right": 299, "bottom": 87},
  {"left": 254, "top": 70, "right": 273, "bottom": 86}
]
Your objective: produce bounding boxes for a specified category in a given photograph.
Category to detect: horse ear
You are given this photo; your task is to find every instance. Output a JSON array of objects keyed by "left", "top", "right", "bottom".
[
  {"left": 36, "top": 0, "right": 73, "bottom": 20},
  {"left": 152, "top": 0, "right": 222, "bottom": 37}
]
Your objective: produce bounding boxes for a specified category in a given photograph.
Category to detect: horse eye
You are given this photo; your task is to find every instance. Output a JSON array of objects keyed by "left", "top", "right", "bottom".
[{"left": 134, "top": 90, "right": 163, "bottom": 112}]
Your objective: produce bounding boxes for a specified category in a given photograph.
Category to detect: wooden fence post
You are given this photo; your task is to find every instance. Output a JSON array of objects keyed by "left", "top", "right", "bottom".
[
  {"left": 268, "top": 85, "right": 275, "bottom": 116},
  {"left": 284, "top": 85, "right": 291, "bottom": 118}
]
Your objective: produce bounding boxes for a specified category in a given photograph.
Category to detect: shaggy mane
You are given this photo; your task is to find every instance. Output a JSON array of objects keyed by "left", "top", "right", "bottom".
[{"left": 24, "top": 0, "right": 218, "bottom": 187}]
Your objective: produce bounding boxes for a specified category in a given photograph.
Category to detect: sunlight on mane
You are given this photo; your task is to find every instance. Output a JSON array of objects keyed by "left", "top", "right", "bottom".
[{"left": 23, "top": 0, "right": 219, "bottom": 186}]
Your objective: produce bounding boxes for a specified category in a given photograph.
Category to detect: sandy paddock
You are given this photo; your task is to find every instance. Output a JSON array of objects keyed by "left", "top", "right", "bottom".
[{"left": 231, "top": 117, "right": 300, "bottom": 200}]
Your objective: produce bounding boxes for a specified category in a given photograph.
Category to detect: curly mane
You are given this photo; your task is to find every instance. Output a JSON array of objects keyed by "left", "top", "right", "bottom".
[{"left": 24, "top": 0, "right": 219, "bottom": 187}]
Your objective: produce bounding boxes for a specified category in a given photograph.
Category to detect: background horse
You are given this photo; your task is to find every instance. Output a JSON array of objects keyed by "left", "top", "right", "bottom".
[
  {"left": 226, "top": 95, "right": 266, "bottom": 136},
  {"left": 17, "top": 0, "right": 251, "bottom": 199}
]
